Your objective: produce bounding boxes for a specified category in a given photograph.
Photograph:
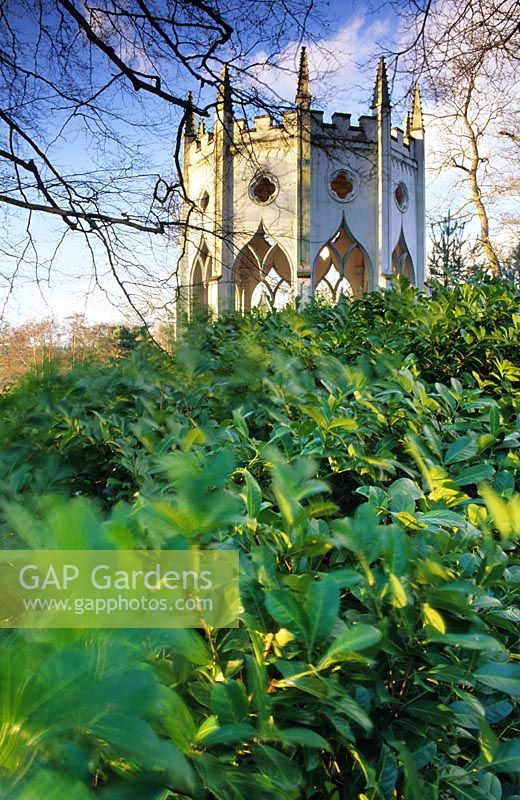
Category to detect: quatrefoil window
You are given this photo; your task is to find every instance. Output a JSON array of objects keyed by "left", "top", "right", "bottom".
[
  {"left": 249, "top": 174, "right": 278, "bottom": 205},
  {"left": 329, "top": 170, "right": 357, "bottom": 202}
]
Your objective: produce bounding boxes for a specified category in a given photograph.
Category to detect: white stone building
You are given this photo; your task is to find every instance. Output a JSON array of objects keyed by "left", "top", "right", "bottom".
[{"left": 179, "top": 52, "right": 425, "bottom": 315}]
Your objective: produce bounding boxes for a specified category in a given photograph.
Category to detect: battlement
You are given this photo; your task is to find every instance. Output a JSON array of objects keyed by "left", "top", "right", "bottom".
[
  {"left": 331, "top": 112, "right": 351, "bottom": 131},
  {"left": 391, "top": 126, "right": 411, "bottom": 151},
  {"left": 250, "top": 114, "right": 281, "bottom": 132},
  {"left": 189, "top": 113, "right": 291, "bottom": 151},
  {"left": 188, "top": 103, "right": 422, "bottom": 153},
  {"left": 189, "top": 125, "right": 214, "bottom": 154},
  {"left": 311, "top": 111, "right": 378, "bottom": 145}
]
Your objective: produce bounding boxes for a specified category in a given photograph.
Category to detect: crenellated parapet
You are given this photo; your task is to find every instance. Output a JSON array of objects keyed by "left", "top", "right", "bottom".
[{"left": 186, "top": 102, "right": 425, "bottom": 157}]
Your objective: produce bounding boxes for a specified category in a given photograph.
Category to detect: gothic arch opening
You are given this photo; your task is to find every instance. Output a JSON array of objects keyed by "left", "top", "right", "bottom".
[
  {"left": 392, "top": 230, "right": 415, "bottom": 282},
  {"left": 190, "top": 240, "right": 212, "bottom": 314},
  {"left": 313, "top": 216, "right": 369, "bottom": 301},
  {"left": 233, "top": 223, "right": 292, "bottom": 312}
]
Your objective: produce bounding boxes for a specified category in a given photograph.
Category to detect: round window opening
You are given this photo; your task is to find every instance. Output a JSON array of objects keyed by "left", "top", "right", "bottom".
[
  {"left": 329, "top": 170, "right": 355, "bottom": 201},
  {"left": 199, "top": 190, "right": 210, "bottom": 212},
  {"left": 250, "top": 174, "right": 277, "bottom": 205},
  {"left": 395, "top": 182, "right": 408, "bottom": 211}
]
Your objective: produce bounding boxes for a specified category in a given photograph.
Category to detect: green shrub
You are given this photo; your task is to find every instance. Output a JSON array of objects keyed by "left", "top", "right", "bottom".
[{"left": 0, "top": 281, "right": 519, "bottom": 798}]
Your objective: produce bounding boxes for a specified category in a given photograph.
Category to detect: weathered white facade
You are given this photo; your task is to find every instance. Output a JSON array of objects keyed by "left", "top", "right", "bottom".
[{"left": 179, "top": 52, "right": 425, "bottom": 315}]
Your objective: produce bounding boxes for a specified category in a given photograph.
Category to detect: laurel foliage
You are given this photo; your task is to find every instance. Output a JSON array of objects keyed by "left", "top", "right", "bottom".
[{"left": 0, "top": 279, "right": 519, "bottom": 798}]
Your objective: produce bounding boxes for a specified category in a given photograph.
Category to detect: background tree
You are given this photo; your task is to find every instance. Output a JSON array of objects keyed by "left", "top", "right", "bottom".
[
  {"left": 499, "top": 239, "right": 520, "bottom": 286},
  {"left": 0, "top": 315, "right": 142, "bottom": 386},
  {"left": 427, "top": 211, "right": 473, "bottom": 289},
  {"left": 0, "top": 0, "right": 323, "bottom": 320},
  {"left": 385, "top": 0, "right": 520, "bottom": 276}
]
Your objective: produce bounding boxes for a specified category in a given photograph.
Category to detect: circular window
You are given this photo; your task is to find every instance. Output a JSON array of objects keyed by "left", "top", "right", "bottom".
[
  {"left": 329, "top": 169, "right": 357, "bottom": 202},
  {"left": 249, "top": 173, "right": 278, "bottom": 205},
  {"left": 395, "top": 182, "right": 408, "bottom": 212},
  {"left": 199, "top": 189, "right": 210, "bottom": 212}
]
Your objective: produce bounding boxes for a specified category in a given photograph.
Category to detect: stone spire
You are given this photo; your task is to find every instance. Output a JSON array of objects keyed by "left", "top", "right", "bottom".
[
  {"left": 213, "top": 63, "right": 234, "bottom": 288},
  {"left": 295, "top": 45, "right": 311, "bottom": 299},
  {"left": 410, "top": 82, "right": 425, "bottom": 289},
  {"left": 410, "top": 83, "right": 424, "bottom": 138},
  {"left": 371, "top": 56, "right": 391, "bottom": 112},
  {"left": 185, "top": 91, "right": 196, "bottom": 139},
  {"left": 372, "top": 55, "right": 392, "bottom": 280},
  {"left": 296, "top": 47, "right": 311, "bottom": 107},
  {"left": 217, "top": 64, "right": 233, "bottom": 118}
]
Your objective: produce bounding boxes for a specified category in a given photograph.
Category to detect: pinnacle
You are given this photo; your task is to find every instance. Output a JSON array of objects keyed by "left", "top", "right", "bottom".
[
  {"left": 217, "top": 64, "right": 232, "bottom": 114},
  {"left": 296, "top": 46, "right": 311, "bottom": 106},
  {"left": 185, "top": 91, "right": 196, "bottom": 138},
  {"left": 371, "top": 56, "right": 391, "bottom": 111},
  {"left": 411, "top": 83, "right": 424, "bottom": 135}
]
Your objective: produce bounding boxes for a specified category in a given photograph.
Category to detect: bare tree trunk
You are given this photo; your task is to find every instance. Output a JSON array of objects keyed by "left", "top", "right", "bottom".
[
  {"left": 452, "top": 79, "right": 502, "bottom": 276},
  {"left": 461, "top": 109, "right": 501, "bottom": 276}
]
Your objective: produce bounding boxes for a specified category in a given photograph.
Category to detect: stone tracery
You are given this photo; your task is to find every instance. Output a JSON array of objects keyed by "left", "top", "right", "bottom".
[
  {"left": 233, "top": 223, "right": 291, "bottom": 311},
  {"left": 392, "top": 230, "right": 415, "bottom": 281},
  {"left": 190, "top": 239, "right": 212, "bottom": 313},
  {"left": 314, "top": 216, "right": 369, "bottom": 301}
]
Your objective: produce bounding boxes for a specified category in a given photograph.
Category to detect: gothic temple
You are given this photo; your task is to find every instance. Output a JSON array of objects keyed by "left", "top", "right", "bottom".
[{"left": 179, "top": 52, "right": 425, "bottom": 314}]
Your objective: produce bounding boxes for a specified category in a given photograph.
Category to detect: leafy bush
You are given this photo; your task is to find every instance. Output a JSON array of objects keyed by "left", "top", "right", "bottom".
[{"left": 0, "top": 280, "right": 519, "bottom": 798}]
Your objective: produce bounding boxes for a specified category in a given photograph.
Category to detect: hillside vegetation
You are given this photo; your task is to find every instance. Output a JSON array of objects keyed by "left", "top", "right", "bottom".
[{"left": 0, "top": 280, "right": 519, "bottom": 799}]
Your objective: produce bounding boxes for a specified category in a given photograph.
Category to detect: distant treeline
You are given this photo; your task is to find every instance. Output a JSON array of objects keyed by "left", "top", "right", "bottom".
[{"left": 0, "top": 315, "right": 142, "bottom": 387}]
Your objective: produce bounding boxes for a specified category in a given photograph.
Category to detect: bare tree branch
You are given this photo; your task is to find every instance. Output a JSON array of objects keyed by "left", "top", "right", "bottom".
[{"left": 0, "top": 0, "right": 324, "bottom": 320}]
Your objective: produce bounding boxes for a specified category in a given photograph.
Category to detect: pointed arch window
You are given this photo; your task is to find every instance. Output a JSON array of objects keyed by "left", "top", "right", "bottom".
[
  {"left": 313, "top": 216, "right": 368, "bottom": 301},
  {"left": 233, "top": 223, "right": 292, "bottom": 312},
  {"left": 392, "top": 231, "right": 415, "bottom": 282},
  {"left": 190, "top": 240, "right": 212, "bottom": 314}
]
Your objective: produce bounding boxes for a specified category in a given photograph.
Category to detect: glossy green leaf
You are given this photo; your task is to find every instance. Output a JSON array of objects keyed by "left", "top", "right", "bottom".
[
  {"left": 475, "top": 663, "right": 520, "bottom": 696},
  {"left": 445, "top": 435, "right": 478, "bottom": 464},
  {"left": 277, "top": 728, "right": 331, "bottom": 751},
  {"left": 454, "top": 463, "right": 495, "bottom": 485},
  {"left": 265, "top": 589, "right": 310, "bottom": 642},
  {"left": 211, "top": 680, "right": 249, "bottom": 725},
  {"left": 489, "top": 739, "right": 520, "bottom": 773},
  {"left": 318, "top": 624, "right": 382, "bottom": 669},
  {"left": 253, "top": 744, "right": 303, "bottom": 791},
  {"left": 199, "top": 723, "right": 256, "bottom": 747},
  {"left": 378, "top": 745, "right": 398, "bottom": 799},
  {"left": 304, "top": 574, "right": 340, "bottom": 649}
]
